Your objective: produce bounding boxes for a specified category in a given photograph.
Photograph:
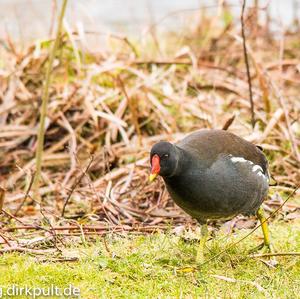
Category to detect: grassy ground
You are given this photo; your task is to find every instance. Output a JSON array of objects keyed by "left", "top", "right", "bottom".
[
  {"left": 1, "top": 220, "right": 300, "bottom": 298},
  {"left": 1, "top": 3, "right": 300, "bottom": 299}
]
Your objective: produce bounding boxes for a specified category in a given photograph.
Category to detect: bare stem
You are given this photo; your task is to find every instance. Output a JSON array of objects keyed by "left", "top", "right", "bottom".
[
  {"left": 14, "top": 172, "right": 35, "bottom": 216},
  {"left": 32, "top": 0, "right": 68, "bottom": 200},
  {"left": 117, "top": 76, "right": 142, "bottom": 146},
  {"left": 241, "top": 0, "right": 255, "bottom": 128},
  {"left": 61, "top": 156, "right": 94, "bottom": 217},
  {"left": 250, "top": 252, "right": 300, "bottom": 258},
  {"left": 0, "top": 187, "right": 5, "bottom": 212},
  {"left": 222, "top": 115, "right": 235, "bottom": 131}
]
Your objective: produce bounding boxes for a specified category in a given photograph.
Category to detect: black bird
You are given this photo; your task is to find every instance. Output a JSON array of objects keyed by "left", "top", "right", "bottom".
[{"left": 149, "top": 129, "right": 271, "bottom": 263}]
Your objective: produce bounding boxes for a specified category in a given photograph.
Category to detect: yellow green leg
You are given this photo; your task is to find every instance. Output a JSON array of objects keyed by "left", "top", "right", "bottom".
[
  {"left": 256, "top": 206, "right": 272, "bottom": 252},
  {"left": 196, "top": 223, "right": 208, "bottom": 264}
]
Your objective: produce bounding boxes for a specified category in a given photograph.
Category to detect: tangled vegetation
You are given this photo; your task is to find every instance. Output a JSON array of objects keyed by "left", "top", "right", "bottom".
[{"left": 0, "top": 3, "right": 299, "bottom": 297}]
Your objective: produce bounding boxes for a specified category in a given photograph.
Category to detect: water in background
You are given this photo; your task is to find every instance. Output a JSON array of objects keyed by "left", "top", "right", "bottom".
[{"left": 0, "top": 0, "right": 299, "bottom": 42}]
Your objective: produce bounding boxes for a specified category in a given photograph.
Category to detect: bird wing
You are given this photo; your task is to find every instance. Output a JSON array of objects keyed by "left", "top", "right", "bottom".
[{"left": 176, "top": 129, "right": 269, "bottom": 175}]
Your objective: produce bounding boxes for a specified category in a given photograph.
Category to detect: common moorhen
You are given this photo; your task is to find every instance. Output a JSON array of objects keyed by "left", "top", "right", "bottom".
[{"left": 149, "top": 129, "right": 271, "bottom": 263}]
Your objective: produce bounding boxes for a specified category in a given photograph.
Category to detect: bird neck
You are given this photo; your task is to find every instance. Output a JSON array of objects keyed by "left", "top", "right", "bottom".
[{"left": 166, "top": 146, "right": 186, "bottom": 178}]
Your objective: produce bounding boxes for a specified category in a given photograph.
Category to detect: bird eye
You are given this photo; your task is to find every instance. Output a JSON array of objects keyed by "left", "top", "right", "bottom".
[{"left": 163, "top": 154, "right": 169, "bottom": 158}]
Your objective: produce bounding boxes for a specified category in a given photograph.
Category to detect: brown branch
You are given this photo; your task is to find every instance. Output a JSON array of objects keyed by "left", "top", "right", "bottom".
[
  {"left": 117, "top": 76, "right": 142, "bottom": 146},
  {"left": 222, "top": 115, "right": 236, "bottom": 131},
  {"left": 2, "top": 208, "right": 58, "bottom": 240},
  {"left": 0, "top": 247, "right": 56, "bottom": 255},
  {"left": 13, "top": 172, "right": 35, "bottom": 216},
  {"left": 250, "top": 252, "right": 300, "bottom": 258},
  {"left": 0, "top": 187, "right": 4, "bottom": 212},
  {"left": 3, "top": 224, "right": 167, "bottom": 232},
  {"left": 40, "top": 207, "right": 64, "bottom": 250},
  {"left": 241, "top": 0, "right": 255, "bottom": 128},
  {"left": 188, "top": 83, "right": 243, "bottom": 97},
  {"left": 0, "top": 231, "right": 11, "bottom": 247},
  {"left": 268, "top": 78, "right": 300, "bottom": 163},
  {"left": 61, "top": 156, "right": 94, "bottom": 217},
  {"left": 1, "top": 209, "right": 27, "bottom": 225},
  {"left": 38, "top": 257, "right": 79, "bottom": 263}
]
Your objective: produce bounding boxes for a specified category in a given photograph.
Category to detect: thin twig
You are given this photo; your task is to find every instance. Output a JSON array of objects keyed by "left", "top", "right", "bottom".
[
  {"left": 117, "top": 76, "right": 142, "bottom": 146},
  {"left": 0, "top": 231, "right": 11, "bottom": 247},
  {"left": 3, "top": 224, "right": 167, "bottom": 232},
  {"left": 2, "top": 207, "right": 59, "bottom": 240},
  {"left": 222, "top": 115, "right": 235, "bottom": 130},
  {"left": 1, "top": 209, "right": 27, "bottom": 225},
  {"left": 0, "top": 247, "right": 56, "bottom": 255},
  {"left": 241, "top": 0, "right": 255, "bottom": 128},
  {"left": 14, "top": 172, "right": 35, "bottom": 216},
  {"left": 268, "top": 77, "right": 300, "bottom": 163},
  {"left": 40, "top": 207, "right": 63, "bottom": 251},
  {"left": 38, "top": 257, "right": 79, "bottom": 263},
  {"left": 250, "top": 252, "right": 300, "bottom": 258},
  {"left": 0, "top": 187, "right": 5, "bottom": 212},
  {"left": 61, "top": 156, "right": 94, "bottom": 217}
]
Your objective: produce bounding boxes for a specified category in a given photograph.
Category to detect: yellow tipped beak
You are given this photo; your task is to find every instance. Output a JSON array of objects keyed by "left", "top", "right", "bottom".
[{"left": 149, "top": 173, "right": 158, "bottom": 182}]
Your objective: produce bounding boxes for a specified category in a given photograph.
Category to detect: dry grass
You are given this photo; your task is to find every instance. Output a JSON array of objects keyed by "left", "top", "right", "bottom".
[{"left": 0, "top": 6, "right": 299, "bottom": 256}]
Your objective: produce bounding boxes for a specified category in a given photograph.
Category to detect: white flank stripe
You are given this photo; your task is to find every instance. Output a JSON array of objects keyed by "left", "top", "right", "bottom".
[
  {"left": 230, "top": 155, "right": 267, "bottom": 180},
  {"left": 231, "top": 157, "right": 250, "bottom": 163},
  {"left": 252, "top": 165, "right": 263, "bottom": 173}
]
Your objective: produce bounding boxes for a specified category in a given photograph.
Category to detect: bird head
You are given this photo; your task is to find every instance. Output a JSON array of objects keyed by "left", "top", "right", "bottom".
[{"left": 149, "top": 141, "right": 179, "bottom": 181}]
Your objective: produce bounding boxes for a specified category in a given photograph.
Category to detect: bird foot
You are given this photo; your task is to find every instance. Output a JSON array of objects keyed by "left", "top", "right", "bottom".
[
  {"left": 262, "top": 243, "right": 275, "bottom": 254},
  {"left": 248, "top": 243, "right": 262, "bottom": 253},
  {"left": 249, "top": 242, "right": 278, "bottom": 266},
  {"left": 249, "top": 242, "right": 274, "bottom": 254}
]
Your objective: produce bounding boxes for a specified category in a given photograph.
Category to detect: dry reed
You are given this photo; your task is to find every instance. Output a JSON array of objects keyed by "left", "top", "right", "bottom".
[{"left": 0, "top": 5, "right": 299, "bottom": 254}]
